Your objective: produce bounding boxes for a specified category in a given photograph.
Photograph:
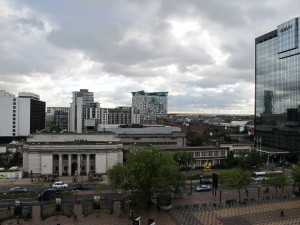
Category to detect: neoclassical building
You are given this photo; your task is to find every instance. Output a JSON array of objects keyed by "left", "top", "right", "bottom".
[{"left": 22, "top": 133, "right": 123, "bottom": 176}]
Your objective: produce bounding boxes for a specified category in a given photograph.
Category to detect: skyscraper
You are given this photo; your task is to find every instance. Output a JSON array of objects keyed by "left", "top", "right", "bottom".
[
  {"left": 132, "top": 90, "right": 168, "bottom": 124},
  {"left": 69, "top": 89, "right": 100, "bottom": 133},
  {"left": 0, "top": 91, "right": 45, "bottom": 137},
  {"left": 255, "top": 17, "right": 300, "bottom": 157}
]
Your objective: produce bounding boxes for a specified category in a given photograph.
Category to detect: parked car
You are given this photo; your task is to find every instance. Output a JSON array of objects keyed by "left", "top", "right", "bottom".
[
  {"left": 88, "top": 173, "right": 103, "bottom": 181},
  {"left": 52, "top": 181, "right": 68, "bottom": 188},
  {"left": 9, "top": 187, "right": 28, "bottom": 194},
  {"left": 38, "top": 189, "right": 60, "bottom": 200},
  {"left": 196, "top": 185, "right": 211, "bottom": 192},
  {"left": 73, "top": 184, "right": 89, "bottom": 190}
]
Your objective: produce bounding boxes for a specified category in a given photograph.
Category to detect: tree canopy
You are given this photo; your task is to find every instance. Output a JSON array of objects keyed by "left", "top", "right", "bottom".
[
  {"left": 173, "top": 151, "right": 195, "bottom": 172},
  {"left": 263, "top": 172, "right": 290, "bottom": 197},
  {"left": 220, "top": 168, "right": 250, "bottom": 200},
  {"left": 190, "top": 135, "right": 203, "bottom": 146},
  {"left": 292, "top": 162, "right": 300, "bottom": 185},
  {"left": 107, "top": 146, "right": 186, "bottom": 207}
]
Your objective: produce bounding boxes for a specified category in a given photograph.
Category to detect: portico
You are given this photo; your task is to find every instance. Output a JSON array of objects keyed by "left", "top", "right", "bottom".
[{"left": 23, "top": 133, "right": 123, "bottom": 177}]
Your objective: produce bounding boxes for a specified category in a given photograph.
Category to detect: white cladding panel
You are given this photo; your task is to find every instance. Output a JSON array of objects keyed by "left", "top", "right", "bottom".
[
  {"left": 0, "top": 96, "right": 13, "bottom": 136},
  {"left": 106, "top": 152, "right": 119, "bottom": 170},
  {"left": 95, "top": 153, "right": 106, "bottom": 173},
  {"left": 18, "top": 98, "right": 31, "bottom": 136},
  {"left": 28, "top": 153, "right": 41, "bottom": 174},
  {"left": 41, "top": 154, "right": 53, "bottom": 174}
]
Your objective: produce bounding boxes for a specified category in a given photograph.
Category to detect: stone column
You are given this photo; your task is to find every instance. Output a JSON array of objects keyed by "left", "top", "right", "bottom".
[
  {"left": 68, "top": 154, "right": 72, "bottom": 176},
  {"left": 58, "top": 154, "right": 62, "bottom": 177},
  {"left": 86, "top": 154, "right": 90, "bottom": 175},
  {"left": 77, "top": 154, "right": 81, "bottom": 176}
]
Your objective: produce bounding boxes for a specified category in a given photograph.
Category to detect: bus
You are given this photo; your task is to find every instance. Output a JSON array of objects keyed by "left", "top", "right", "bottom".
[{"left": 252, "top": 171, "right": 284, "bottom": 181}]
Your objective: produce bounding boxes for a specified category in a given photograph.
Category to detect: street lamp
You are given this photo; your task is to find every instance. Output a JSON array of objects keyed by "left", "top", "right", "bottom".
[
  {"left": 258, "top": 185, "right": 261, "bottom": 198},
  {"left": 219, "top": 189, "right": 222, "bottom": 203}
]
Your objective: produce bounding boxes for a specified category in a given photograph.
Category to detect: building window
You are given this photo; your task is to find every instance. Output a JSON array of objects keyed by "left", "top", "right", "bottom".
[
  {"left": 64, "top": 166, "right": 67, "bottom": 171},
  {"left": 208, "top": 151, "right": 213, "bottom": 156},
  {"left": 214, "top": 151, "right": 219, "bottom": 156},
  {"left": 221, "top": 151, "right": 225, "bottom": 156}
]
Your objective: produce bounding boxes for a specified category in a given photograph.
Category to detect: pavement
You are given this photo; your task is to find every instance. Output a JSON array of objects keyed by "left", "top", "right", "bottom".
[{"left": 1, "top": 177, "right": 300, "bottom": 225}]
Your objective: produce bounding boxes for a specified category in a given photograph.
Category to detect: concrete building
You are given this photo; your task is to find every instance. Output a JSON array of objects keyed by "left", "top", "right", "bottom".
[
  {"left": 168, "top": 146, "right": 229, "bottom": 167},
  {"left": 255, "top": 17, "right": 300, "bottom": 159},
  {"left": 219, "top": 143, "right": 253, "bottom": 155},
  {"left": 22, "top": 133, "right": 123, "bottom": 176},
  {"left": 69, "top": 89, "right": 100, "bottom": 133},
  {"left": 98, "top": 126, "right": 185, "bottom": 149},
  {"left": 132, "top": 90, "right": 168, "bottom": 124},
  {"left": 0, "top": 91, "right": 45, "bottom": 137},
  {"left": 46, "top": 107, "right": 70, "bottom": 131},
  {"left": 100, "top": 106, "right": 140, "bottom": 125}
]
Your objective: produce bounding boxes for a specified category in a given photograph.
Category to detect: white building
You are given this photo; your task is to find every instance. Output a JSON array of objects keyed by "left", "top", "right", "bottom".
[
  {"left": 219, "top": 143, "right": 253, "bottom": 155},
  {"left": 22, "top": 133, "right": 123, "bottom": 176},
  {"left": 0, "top": 90, "right": 45, "bottom": 137},
  {"left": 69, "top": 89, "right": 100, "bottom": 133}
]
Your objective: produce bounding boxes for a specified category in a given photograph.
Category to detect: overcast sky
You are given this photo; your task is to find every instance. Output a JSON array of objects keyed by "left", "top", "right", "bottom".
[{"left": 1, "top": 0, "right": 299, "bottom": 114}]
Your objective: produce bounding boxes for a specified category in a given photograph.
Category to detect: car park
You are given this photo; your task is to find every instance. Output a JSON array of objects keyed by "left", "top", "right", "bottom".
[
  {"left": 9, "top": 187, "right": 28, "bottom": 194},
  {"left": 52, "top": 181, "right": 68, "bottom": 188},
  {"left": 195, "top": 185, "right": 211, "bottom": 192}
]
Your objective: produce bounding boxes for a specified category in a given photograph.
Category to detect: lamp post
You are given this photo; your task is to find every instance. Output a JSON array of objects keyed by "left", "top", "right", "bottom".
[
  {"left": 219, "top": 189, "right": 222, "bottom": 203},
  {"left": 258, "top": 185, "right": 261, "bottom": 198}
]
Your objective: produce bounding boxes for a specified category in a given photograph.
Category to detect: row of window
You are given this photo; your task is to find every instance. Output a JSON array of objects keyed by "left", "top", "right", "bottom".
[{"left": 190, "top": 151, "right": 226, "bottom": 157}]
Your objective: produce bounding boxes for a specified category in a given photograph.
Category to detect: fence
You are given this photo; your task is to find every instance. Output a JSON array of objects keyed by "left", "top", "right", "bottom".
[{"left": 82, "top": 197, "right": 113, "bottom": 216}]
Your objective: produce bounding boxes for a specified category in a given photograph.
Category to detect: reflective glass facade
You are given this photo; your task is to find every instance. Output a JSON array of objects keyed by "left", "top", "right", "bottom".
[{"left": 255, "top": 17, "right": 300, "bottom": 155}]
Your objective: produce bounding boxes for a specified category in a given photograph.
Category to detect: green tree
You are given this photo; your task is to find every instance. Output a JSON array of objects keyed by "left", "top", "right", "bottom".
[
  {"left": 173, "top": 152, "right": 195, "bottom": 172},
  {"left": 190, "top": 135, "right": 203, "bottom": 146},
  {"left": 50, "top": 124, "right": 61, "bottom": 132},
  {"left": 292, "top": 162, "right": 300, "bottom": 189},
  {"left": 220, "top": 169, "right": 250, "bottom": 201},
  {"left": 107, "top": 147, "right": 185, "bottom": 208},
  {"left": 263, "top": 173, "right": 290, "bottom": 197}
]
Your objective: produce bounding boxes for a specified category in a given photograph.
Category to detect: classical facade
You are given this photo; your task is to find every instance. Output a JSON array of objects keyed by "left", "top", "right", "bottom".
[{"left": 22, "top": 133, "right": 123, "bottom": 176}]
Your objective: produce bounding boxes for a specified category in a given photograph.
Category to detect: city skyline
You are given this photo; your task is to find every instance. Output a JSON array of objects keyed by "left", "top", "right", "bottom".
[{"left": 0, "top": 0, "right": 299, "bottom": 114}]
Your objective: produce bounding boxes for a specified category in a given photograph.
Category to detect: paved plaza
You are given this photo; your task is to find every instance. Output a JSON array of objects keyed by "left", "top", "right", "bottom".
[{"left": 1, "top": 189, "right": 299, "bottom": 225}]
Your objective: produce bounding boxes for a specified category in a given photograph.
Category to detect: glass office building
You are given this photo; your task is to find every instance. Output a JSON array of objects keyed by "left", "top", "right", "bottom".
[{"left": 255, "top": 17, "right": 300, "bottom": 158}]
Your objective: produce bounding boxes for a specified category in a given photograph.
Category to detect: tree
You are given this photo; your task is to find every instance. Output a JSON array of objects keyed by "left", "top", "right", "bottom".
[
  {"left": 107, "top": 147, "right": 185, "bottom": 208},
  {"left": 220, "top": 169, "right": 250, "bottom": 201},
  {"left": 173, "top": 152, "right": 195, "bottom": 172},
  {"left": 292, "top": 162, "right": 300, "bottom": 192},
  {"left": 50, "top": 124, "right": 61, "bottom": 132},
  {"left": 263, "top": 173, "right": 290, "bottom": 197},
  {"left": 190, "top": 134, "right": 203, "bottom": 146}
]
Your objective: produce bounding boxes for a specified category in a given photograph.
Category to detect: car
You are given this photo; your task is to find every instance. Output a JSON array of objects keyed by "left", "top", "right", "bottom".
[
  {"left": 73, "top": 184, "right": 89, "bottom": 190},
  {"left": 196, "top": 185, "right": 211, "bottom": 192},
  {"left": 9, "top": 187, "right": 28, "bottom": 194},
  {"left": 52, "top": 181, "right": 68, "bottom": 188},
  {"left": 38, "top": 189, "right": 60, "bottom": 200}
]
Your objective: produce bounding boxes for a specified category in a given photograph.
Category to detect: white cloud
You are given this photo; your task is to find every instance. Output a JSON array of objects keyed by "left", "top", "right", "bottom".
[{"left": 1, "top": 0, "right": 299, "bottom": 114}]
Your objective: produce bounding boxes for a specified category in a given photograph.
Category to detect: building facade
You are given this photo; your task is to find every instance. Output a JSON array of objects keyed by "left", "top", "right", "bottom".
[
  {"left": 132, "top": 90, "right": 168, "bottom": 124},
  {"left": 0, "top": 91, "right": 45, "bottom": 137},
  {"left": 100, "top": 106, "right": 140, "bottom": 125},
  {"left": 22, "top": 133, "right": 123, "bottom": 176},
  {"left": 46, "top": 107, "right": 70, "bottom": 131},
  {"left": 255, "top": 17, "right": 300, "bottom": 158},
  {"left": 98, "top": 126, "right": 185, "bottom": 149},
  {"left": 69, "top": 89, "right": 100, "bottom": 133}
]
